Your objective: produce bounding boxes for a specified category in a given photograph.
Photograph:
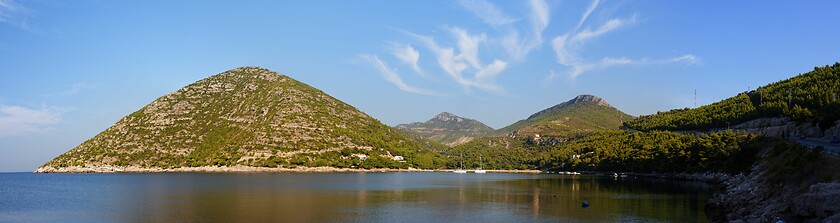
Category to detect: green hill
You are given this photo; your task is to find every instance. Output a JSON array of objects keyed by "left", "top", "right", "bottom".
[
  {"left": 625, "top": 62, "right": 840, "bottom": 131},
  {"left": 39, "top": 67, "right": 447, "bottom": 172},
  {"left": 497, "top": 95, "right": 635, "bottom": 137},
  {"left": 443, "top": 136, "right": 535, "bottom": 170},
  {"left": 393, "top": 127, "right": 450, "bottom": 153},
  {"left": 395, "top": 112, "right": 494, "bottom": 146},
  {"left": 445, "top": 94, "right": 635, "bottom": 170}
]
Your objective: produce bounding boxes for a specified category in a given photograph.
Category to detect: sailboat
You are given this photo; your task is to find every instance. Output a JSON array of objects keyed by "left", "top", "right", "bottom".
[
  {"left": 453, "top": 154, "right": 467, "bottom": 173},
  {"left": 474, "top": 156, "right": 486, "bottom": 173}
]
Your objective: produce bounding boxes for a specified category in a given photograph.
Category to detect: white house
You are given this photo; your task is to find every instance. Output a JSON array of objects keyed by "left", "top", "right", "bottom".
[
  {"left": 353, "top": 154, "right": 367, "bottom": 161},
  {"left": 393, "top": 156, "right": 405, "bottom": 161}
]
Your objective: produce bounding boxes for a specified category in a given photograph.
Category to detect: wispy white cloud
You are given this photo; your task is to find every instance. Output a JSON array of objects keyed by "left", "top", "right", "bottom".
[
  {"left": 543, "top": 69, "right": 559, "bottom": 85},
  {"left": 390, "top": 44, "right": 424, "bottom": 75},
  {"left": 475, "top": 59, "right": 507, "bottom": 81},
  {"left": 667, "top": 54, "right": 701, "bottom": 64},
  {"left": 575, "top": 0, "right": 600, "bottom": 31},
  {"left": 362, "top": 1, "right": 550, "bottom": 95},
  {"left": 457, "top": 0, "right": 517, "bottom": 27},
  {"left": 551, "top": 15, "right": 635, "bottom": 77},
  {"left": 501, "top": 0, "right": 550, "bottom": 61},
  {"left": 529, "top": 0, "right": 549, "bottom": 33},
  {"left": 551, "top": 2, "right": 697, "bottom": 80},
  {"left": 402, "top": 29, "right": 506, "bottom": 93},
  {"left": 554, "top": 37, "right": 701, "bottom": 79},
  {"left": 0, "top": 105, "right": 62, "bottom": 137},
  {"left": 360, "top": 55, "right": 442, "bottom": 96},
  {"left": 450, "top": 27, "right": 485, "bottom": 70},
  {"left": 0, "top": 0, "right": 32, "bottom": 30},
  {"left": 55, "top": 82, "right": 99, "bottom": 96},
  {"left": 572, "top": 16, "right": 635, "bottom": 43},
  {"left": 600, "top": 55, "right": 701, "bottom": 66}
]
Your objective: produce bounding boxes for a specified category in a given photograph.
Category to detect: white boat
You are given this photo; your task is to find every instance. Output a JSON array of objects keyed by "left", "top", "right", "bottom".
[
  {"left": 454, "top": 154, "right": 467, "bottom": 173},
  {"left": 474, "top": 156, "right": 487, "bottom": 173}
]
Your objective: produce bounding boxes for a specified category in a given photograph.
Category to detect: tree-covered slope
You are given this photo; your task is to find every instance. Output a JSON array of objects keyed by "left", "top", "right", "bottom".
[
  {"left": 447, "top": 130, "right": 757, "bottom": 173},
  {"left": 444, "top": 136, "right": 536, "bottom": 170},
  {"left": 625, "top": 62, "right": 840, "bottom": 131},
  {"left": 393, "top": 127, "right": 450, "bottom": 153},
  {"left": 40, "top": 67, "right": 447, "bottom": 171},
  {"left": 395, "top": 112, "right": 494, "bottom": 146},
  {"left": 534, "top": 130, "right": 758, "bottom": 173},
  {"left": 498, "top": 95, "right": 635, "bottom": 137}
]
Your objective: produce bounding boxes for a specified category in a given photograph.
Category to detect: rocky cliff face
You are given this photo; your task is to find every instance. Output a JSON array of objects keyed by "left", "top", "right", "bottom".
[
  {"left": 395, "top": 112, "right": 494, "bottom": 146},
  {"left": 39, "top": 67, "right": 444, "bottom": 172},
  {"left": 712, "top": 117, "right": 840, "bottom": 139}
]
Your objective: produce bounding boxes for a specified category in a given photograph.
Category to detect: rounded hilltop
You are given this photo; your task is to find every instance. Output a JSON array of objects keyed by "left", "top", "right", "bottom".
[{"left": 38, "top": 66, "right": 447, "bottom": 173}]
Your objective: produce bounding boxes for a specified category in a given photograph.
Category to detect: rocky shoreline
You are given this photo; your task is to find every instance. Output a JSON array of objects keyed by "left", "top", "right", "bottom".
[
  {"left": 35, "top": 165, "right": 434, "bottom": 173},
  {"left": 703, "top": 142, "right": 840, "bottom": 222},
  {"left": 34, "top": 165, "right": 543, "bottom": 174},
  {"left": 705, "top": 174, "right": 840, "bottom": 223}
]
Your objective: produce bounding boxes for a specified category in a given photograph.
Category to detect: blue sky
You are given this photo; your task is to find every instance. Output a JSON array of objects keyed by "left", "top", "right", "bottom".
[{"left": 1, "top": 0, "right": 839, "bottom": 172}]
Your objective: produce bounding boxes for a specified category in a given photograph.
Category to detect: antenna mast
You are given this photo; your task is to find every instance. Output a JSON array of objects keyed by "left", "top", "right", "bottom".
[{"left": 694, "top": 89, "right": 697, "bottom": 107}]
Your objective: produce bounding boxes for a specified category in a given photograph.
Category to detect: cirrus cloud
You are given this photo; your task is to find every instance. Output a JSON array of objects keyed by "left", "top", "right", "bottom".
[
  {"left": 550, "top": 2, "right": 699, "bottom": 80},
  {"left": 0, "top": 0, "right": 32, "bottom": 30},
  {"left": 390, "top": 43, "right": 424, "bottom": 76},
  {"left": 0, "top": 105, "right": 63, "bottom": 137},
  {"left": 359, "top": 55, "right": 442, "bottom": 96}
]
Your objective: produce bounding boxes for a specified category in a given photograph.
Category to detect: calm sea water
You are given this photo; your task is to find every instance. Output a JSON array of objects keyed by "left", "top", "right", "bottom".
[{"left": 0, "top": 172, "right": 712, "bottom": 222}]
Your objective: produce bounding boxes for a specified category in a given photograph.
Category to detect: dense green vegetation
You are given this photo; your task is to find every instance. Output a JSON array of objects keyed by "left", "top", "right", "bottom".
[
  {"left": 625, "top": 63, "right": 840, "bottom": 131},
  {"left": 394, "top": 128, "right": 451, "bottom": 153},
  {"left": 497, "top": 95, "right": 634, "bottom": 137},
  {"left": 448, "top": 130, "right": 761, "bottom": 173},
  {"left": 536, "top": 130, "right": 761, "bottom": 173},
  {"left": 444, "top": 136, "right": 533, "bottom": 170}
]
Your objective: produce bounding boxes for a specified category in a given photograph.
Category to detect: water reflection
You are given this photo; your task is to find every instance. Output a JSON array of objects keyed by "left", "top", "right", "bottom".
[{"left": 0, "top": 173, "right": 711, "bottom": 222}]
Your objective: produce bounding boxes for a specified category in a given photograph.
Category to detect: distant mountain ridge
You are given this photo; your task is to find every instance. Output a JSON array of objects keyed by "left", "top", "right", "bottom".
[
  {"left": 498, "top": 94, "right": 635, "bottom": 137},
  {"left": 396, "top": 112, "right": 494, "bottom": 146}
]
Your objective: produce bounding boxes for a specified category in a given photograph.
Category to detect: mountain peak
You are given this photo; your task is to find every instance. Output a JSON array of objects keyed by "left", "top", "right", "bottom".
[
  {"left": 432, "top": 112, "right": 460, "bottom": 122},
  {"left": 570, "top": 94, "right": 610, "bottom": 107},
  {"left": 396, "top": 112, "right": 494, "bottom": 146},
  {"left": 498, "top": 94, "right": 633, "bottom": 136},
  {"left": 526, "top": 95, "right": 611, "bottom": 120}
]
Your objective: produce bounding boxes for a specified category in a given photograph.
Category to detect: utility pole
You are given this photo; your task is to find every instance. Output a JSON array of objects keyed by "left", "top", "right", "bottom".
[
  {"left": 789, "top": 88, "right": 793, "bottom": 107},
  {"left": 694, "top": 89, "right": 697, "bottom": 108}
]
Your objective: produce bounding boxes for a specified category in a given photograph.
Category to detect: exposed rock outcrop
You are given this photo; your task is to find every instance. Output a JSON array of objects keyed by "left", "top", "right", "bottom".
[
  {"left": 791, "top": 183, "right": 840, "bottom": 219},
  {"left": 705, "top": 140, "right": 840, "bottom": 222},
  {"left": 713, "top": 118, "right": 840, "bottom": 139}
]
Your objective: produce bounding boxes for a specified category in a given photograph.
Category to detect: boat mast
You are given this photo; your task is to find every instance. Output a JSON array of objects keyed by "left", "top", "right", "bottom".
[{"left": 460, "top": 154, "right": 464, "bottom": 169}]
